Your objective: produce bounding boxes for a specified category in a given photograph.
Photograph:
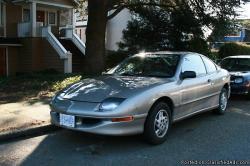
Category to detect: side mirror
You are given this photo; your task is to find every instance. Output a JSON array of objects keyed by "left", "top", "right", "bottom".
[{"left": 180, "top": 71, "right": 196, "bottom": 80}]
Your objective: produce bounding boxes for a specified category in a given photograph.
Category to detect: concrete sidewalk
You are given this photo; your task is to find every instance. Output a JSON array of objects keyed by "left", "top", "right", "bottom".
[{"left": 0, "top": 99, "right": 56, "bottom": 141}]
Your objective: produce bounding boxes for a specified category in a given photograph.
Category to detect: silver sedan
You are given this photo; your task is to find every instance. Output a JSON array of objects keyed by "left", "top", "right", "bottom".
[{"left": 50, "top": 52, "right": 230, "bottom": 144}]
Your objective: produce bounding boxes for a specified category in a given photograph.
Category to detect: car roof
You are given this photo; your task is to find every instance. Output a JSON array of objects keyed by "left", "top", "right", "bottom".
[{"left": 225, "top": 55, "right": 250, "bottom": 59}]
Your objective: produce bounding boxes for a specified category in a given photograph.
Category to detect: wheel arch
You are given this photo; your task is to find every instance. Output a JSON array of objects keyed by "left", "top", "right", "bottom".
[
  {"left": 222, "top": 83, "right": 230, "bottom": 98},
  {"left": 149, "top": 96, "right": 175, "bottom": 116},
  {"left": 223, "top": 83, "right": 229, "bottom": 91}
]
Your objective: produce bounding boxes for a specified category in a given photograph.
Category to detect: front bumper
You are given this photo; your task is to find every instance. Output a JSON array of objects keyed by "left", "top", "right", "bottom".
[
  {"left": 50, "top": 111, "right": 146, "bottom": 136},
  {"left": 230, "top": 84, "right": 250, "bottom": 95}
]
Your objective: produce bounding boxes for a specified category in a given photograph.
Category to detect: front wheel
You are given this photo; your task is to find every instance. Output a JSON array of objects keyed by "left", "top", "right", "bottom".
[
  {"left": 214, "top": 88, "right": 228, "bottom": 115},
  {"left": 143, "top": 102, "right": 171, "bottom": 145}
]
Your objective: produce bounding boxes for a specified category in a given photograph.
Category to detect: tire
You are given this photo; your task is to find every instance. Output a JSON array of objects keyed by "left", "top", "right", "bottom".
[
  {"left": 143, "top": 102, "right": 172, "bottom": 145},
  {"left": 214, "top": 88, "right": 228, "bottom": 115}
]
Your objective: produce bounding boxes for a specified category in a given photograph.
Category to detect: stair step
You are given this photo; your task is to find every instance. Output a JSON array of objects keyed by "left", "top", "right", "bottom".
[{"left": 59, "top": 39, "right": 85, "bottom": 73}]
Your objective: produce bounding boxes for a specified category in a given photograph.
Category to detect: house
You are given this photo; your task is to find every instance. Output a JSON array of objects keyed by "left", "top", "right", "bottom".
[
  {"left": 0, "top": 0, "right": 85, "bottom": 77},
  {"left": 224, "top": 28, "right": 247, "bottom": 42},
  {"left": 75, "top": 8, "right": 132, "bottom": 51}
]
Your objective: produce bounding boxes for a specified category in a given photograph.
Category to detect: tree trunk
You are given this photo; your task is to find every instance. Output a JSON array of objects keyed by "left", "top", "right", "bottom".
[{"left": 84, "top": 0, "right": 108, "bottom": 75}]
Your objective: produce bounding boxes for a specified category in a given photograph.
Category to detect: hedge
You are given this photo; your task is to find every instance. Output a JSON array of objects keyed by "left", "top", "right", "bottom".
[{"left": 218, "top": 42, "right": 250, "bottom": 59}]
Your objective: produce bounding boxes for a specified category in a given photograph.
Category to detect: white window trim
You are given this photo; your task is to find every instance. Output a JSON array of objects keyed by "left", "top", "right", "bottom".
[{"left": 48, "top": 11, "right": 57, "bottom": 26}]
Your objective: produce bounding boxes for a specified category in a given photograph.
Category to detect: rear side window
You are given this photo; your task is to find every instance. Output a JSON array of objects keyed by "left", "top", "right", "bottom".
[
  {"left": 202, "top": 56, "right": 217, "bottom": 74},
  {"left": 182, "top": 54, "right": 206, "bottom": 76}
]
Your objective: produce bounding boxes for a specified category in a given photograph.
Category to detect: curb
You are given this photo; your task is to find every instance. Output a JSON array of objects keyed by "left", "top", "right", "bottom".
[{"left": 0, "top": 124, "right": 61, "bottom": 143}]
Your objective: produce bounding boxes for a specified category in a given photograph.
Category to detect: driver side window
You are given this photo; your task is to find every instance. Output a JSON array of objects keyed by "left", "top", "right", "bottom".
[{"left": 182, "top": 54, "right": 207, "bottom": 77}]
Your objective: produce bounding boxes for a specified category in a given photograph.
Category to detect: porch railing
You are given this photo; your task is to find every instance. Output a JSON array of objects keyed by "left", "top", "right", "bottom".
[
  {"left": 18, "top": 22, "right": 31, "bottom": 37},
  {"left": 18, "top": 22, "right": 43, "bottom": 37},
  {"left": 60, "top": 25, "right": 86, "bottom": 55},
  {"left": 42, "top": 26, "right": 72, "bottom": 73}
]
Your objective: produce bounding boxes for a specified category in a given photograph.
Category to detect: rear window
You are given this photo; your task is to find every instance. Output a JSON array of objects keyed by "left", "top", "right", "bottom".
[
  {"left": 202, "top": 57, "right": 217, "bottom": 74},
  {"left": 221, "top": 58, "right": 250, "bottom": 72}
]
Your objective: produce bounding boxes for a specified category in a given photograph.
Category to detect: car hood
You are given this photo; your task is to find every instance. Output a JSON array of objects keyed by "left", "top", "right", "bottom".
[
  {"left": 230, "top": 71, "right": 250, "bottom": 78},
  {"left": 60, "top": 76, "right": 171, "bottom": 102}
]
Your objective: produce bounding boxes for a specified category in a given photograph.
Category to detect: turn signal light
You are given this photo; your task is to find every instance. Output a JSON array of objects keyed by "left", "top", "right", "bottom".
[{"left": 111, "top": 116, "right": 134, "bottom": 122}]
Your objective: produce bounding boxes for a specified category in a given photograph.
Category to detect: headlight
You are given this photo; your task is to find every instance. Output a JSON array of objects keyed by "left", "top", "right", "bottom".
[
  {"left": 234, "top": 78, "right": 243, "bottom": 84},
  {"left": 99, "top": 98, "right": 125, "bottom": 112},
  {"left": 52, "top": 92, "right": 66, "bottom": 103}
]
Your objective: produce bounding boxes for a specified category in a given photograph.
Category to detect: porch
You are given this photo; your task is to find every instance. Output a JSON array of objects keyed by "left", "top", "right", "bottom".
[
  {"left": 15, "top": 0, "right": 75, "bottom": 38},
  {"left": 12, "top": 0, "right": 85, "bottom": 74}
]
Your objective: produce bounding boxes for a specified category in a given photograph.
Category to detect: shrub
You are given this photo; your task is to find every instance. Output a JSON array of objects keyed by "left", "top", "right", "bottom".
[
  {"left": 187, "top": 38, "right": 211, "bottom": 56},
  {"left": 218, "top": 42, "right": 250, "bottom": 59},
  {"left": 208, "top": 51, "right": 219, "bottom": 61},
  {"left": 51, "top": 75, "right": 82, "bottom": 91}
]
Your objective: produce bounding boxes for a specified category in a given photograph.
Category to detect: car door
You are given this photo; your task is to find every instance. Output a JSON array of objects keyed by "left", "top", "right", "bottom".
[
  {"left": 201, "top": 56, "right": 222, "bottom": 107},
  {"left": 176, "top": 54, "right": 211, "bottom": 118}
]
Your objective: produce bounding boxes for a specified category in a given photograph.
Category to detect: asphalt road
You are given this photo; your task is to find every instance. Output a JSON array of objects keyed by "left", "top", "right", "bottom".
[{"left": 0, "top": 96, "right": 250, "bottom": 166}]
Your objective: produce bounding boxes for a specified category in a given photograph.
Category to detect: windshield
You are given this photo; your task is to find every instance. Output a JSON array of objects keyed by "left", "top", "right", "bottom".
[
  {"left": 107, "top": 54, "right": 180, "bottom": 78},
  {"left": 220, "top": 58, "right": 250, "bottom": 72}
]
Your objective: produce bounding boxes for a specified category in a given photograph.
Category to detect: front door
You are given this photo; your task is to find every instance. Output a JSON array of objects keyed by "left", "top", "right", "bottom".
[
  {"left": 177, "top": 54, "right": 210, "bottom": 118},
  {"left": 0, "top": 48, "right": 6, "bottom": 76},
  {"left": 37, "top": 11, "right": 45, "bottom": 24}
]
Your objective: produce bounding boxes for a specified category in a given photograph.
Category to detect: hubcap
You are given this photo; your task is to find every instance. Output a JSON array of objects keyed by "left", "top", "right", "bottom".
[
  {"left": 220, "top": 91, "right": 228, "bottom": 111},
  {"left": 154, "top": 109, "right": 169, "bottom": 138}
]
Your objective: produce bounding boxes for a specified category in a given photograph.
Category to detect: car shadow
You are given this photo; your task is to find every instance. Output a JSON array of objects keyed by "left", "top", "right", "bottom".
[
  {"left": 229, "top": 94, "right": 249, "bottom": 101},
  {"left": 16, "top": 99, "right": 250, "bottom": 166}
]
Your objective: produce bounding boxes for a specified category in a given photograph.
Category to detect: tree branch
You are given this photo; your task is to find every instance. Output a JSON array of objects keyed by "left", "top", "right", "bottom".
[{"left": 107, "top": 2, "right": 176, "bottom": 20}]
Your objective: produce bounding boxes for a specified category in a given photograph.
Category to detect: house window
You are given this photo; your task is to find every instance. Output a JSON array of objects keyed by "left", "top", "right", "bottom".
[
  {"left": 23, "top": 9, "right": 30, "bottom": 22},
  {"left": 48, "top": 12, "right": 57, "bottom": 25}
]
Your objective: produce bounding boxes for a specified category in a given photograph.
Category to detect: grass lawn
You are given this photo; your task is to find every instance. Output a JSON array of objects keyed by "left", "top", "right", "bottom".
[{"left": 0, "top": 72, "right": 85, "bottom": 104}]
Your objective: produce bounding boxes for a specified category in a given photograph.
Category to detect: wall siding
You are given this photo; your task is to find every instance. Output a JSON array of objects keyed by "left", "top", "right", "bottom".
[
  {"left": 8, "top": 47, "right": 19, "bottom": 76},
  {"left": 18, "top": 38, "right": 64, "bottom": 73},
  {"left": 42, "top": 38, "right": 64, "bottom": 72}
]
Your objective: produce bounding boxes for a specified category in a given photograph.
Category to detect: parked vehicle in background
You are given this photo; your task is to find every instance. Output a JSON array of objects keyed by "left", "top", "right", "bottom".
[
  {"left": 50, "top": 52, "right": 230, "bottom": 145},
  {"left": 220, "top": 55, "right": 250, "bottom": 97}
]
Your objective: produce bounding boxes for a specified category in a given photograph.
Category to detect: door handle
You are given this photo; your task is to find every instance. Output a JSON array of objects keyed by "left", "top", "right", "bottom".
[{"left": 208, "top": 79, "right": 214, "bottom": 85}]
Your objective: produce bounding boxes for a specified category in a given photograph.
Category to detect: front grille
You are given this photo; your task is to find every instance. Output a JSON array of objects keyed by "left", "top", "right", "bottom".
[
  {"left": 52, "top": 112, "right": 103, "bottom": 127},
  {"left": 76, "top": 117, "right": 102, "bottom": 126}
]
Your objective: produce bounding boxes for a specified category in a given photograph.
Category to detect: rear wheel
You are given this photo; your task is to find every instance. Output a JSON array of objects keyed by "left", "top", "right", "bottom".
[
  {"left": 214, "top": 88, "right": 228, "bottom": 115},
  {"left": 144, "top": 102, "right": 171, "bottom": 145}
]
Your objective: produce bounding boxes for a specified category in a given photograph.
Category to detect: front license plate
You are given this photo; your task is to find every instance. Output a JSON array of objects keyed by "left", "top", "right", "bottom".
[{"left": 59, "top": 114, "right": 75, "bottom": 128}]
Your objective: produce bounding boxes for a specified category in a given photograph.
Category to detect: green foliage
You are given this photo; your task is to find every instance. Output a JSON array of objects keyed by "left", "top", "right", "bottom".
[
  {"left": 218, "top": 42, "right": 250, "bottom": 59},
  {"left": 0, "top": 72, "right": 83, "bottom": 96},
  {"left": 51, "top": 75, "right": 82, "bottom": 91},
  {"left": 187, "top": 38, "right": 211, "bottom": 56},
  {"left": 208, "top": 51, "right": 219, "bottom": 61},
  {"left": 239, "top": 19, "right": 250, "bottom": 29},
  {"left": 208, "top": 18, "right": 238, "bottom": 42},
  {"left": 118, "top": 6, "right": 206, "bottom": 53},
  {"left": 79, "top": 0, "right": 248, "bottom": 73}
]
